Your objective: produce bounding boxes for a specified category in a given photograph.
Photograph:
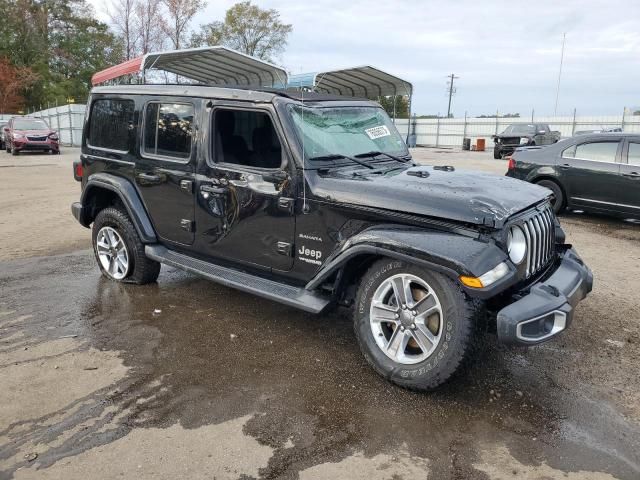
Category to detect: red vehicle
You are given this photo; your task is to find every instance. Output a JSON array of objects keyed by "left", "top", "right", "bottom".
[{"left": 4, "top": 117, "right": 60, "bottom": 155}]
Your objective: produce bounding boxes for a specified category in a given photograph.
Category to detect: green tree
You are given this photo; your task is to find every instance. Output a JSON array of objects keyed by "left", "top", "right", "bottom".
[
  {"left": 0, "top": 0, "right": 122, "bottom": 109},
  {"left": 376, "top": 95, "right": 409, "bottom": 119},
  {"left": 191, "top": 1, "right": 292, "bottom": 62}
]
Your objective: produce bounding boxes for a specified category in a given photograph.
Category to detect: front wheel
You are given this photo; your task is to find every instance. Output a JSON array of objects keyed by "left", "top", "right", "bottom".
[
  {"left": 493, "top": 146, "right": 501, "bottom": 159},
  {"left": 354, "top": 259, "right": 476, "bottom": 391},
  {"left": 11, "top": 146, "right": 18, "bottom": 156},
  {"left": 92, "top": 207, "right": 160, "bottom": 284}
]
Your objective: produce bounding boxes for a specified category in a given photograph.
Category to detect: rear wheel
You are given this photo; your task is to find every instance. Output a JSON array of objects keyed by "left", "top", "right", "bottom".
[
  {"left": 537, "top": 179, "right": 565, "bottom": 214},
  {"left": 354, "top": 259, "right": 476, "bottom": 391},
  {"left": 92, "top": 207, "right": 160, "bottom": 284},
  {"left": 11, "top": 146, "right": 18, "bottom": 156}
]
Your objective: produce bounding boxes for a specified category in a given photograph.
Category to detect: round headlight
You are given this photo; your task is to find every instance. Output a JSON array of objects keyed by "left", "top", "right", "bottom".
[{"left": 507, "top": 226, "right": 527, "bottom": 264}]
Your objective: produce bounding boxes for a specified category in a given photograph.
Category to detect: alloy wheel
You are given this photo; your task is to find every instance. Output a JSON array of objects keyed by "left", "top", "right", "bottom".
[
  {"left": 369, "top": 273, "right": 443, "bottom": 364},
  {"left": 96, "top": 226, "right": 129, "bottom": 280}
]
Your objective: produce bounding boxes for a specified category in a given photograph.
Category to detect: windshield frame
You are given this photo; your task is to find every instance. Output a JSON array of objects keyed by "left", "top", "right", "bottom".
[
  {"left": 283, "top": 102, "right": 410, "bottom": 168},
  {"left": 13, "top": 118, "right": 50, "bottom": 131}
]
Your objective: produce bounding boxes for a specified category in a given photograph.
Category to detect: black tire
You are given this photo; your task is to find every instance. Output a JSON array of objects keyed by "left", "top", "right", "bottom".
[
  {"left": 354, "top": 259, "right": 476, "bottom": 391},
  {"left": 536, "top": 179, "right": 565, "bottom": 214},
  {"left": 92, "top": 207, "right": 160, "bottom": 284},
  {"left": 11, "top": 147, "right": 18, "bottom": 156},
  {"left": 493, "top": 146, "right": 501, "bottom": 159}
]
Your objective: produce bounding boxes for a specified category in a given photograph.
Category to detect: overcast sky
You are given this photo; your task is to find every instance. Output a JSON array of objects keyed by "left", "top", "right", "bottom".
[{"left": 90, "top": 0, "right": 640, "bottom": 116}]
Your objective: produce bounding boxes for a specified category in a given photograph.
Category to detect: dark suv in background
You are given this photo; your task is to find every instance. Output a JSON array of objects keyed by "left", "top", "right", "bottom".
[
  {"left": 71, "top": 85, "right": 592, "bottom": 391},
  {"left": 493, "top": 123, "right": 560, "bottom": 159},
  {"left": 4, "top": 116, "right": 60, "bottom": 155}
]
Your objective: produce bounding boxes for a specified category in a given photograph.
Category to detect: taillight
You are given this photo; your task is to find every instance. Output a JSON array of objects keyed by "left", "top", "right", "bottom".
[
  {"left": 73, "top": 161, "right": 83, "bottom": 181},
  {"left": 507, "top": 156, "right": 516, "bottom": 170}
]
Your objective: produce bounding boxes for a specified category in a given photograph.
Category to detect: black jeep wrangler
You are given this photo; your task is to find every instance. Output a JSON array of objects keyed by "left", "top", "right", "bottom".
[{"left": 72, "top": 85, "right": 592, "bottom": 390}]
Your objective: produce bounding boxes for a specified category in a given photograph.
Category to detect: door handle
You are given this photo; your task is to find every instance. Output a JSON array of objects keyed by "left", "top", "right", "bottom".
[
  {"left": 137, "top": 173, "right": 161, "bottom": 183},
  {"left": 559, "top": 164, "right": 571, "bottom": 170},
  {"left": 200, "top": 184, "right": 228, "bottom": 195},
  {"left": 623, "top": 172, "right": 640, "bottom": 178}
]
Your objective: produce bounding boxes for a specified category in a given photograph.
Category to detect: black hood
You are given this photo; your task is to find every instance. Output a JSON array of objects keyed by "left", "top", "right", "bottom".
[{"left": 309, "top": 164, "right": 551, "bottom": 227}]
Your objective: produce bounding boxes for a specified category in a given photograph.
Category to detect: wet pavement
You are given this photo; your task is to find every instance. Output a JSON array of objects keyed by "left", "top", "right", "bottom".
[{"left": 1, "top": 249, "right": 639, "bottom": 479}]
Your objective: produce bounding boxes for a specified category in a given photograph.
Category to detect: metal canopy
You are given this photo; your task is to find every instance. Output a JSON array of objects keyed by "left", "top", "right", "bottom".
[
  {"left": 92, "top": 46, "right": 288, "bottom": 88},
  {"left": 288, "top": 66, "right": 412, "bottom": 99}
]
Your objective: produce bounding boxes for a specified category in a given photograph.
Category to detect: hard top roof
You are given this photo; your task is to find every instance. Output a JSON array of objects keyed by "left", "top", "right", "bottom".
[{"left": 91, "top": 84, "right": 377, "bottom": 106}]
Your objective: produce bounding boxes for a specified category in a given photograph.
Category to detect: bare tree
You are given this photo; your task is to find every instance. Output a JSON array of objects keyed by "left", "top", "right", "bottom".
[
  {"left": 161, "top": 0, "right": 205, "bottom": 50},
  {"left": 107, "top": 0, "right": 139, "bottom": 60},
  {"left": 136, "top": 0, "right": 167, "bottom": 54}
]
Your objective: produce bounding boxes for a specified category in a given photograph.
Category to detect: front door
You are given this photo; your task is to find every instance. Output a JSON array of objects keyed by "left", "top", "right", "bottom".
[
  {"left": 559, "top": 139, "right": 622, "bottom": 211},
  {"left": 618, "top": 139, "right": 640, "bottom": 216},
  {"left": 194, "top": 104, "right": 296, "bottom": 272},
  {"left": 134, "top": 100, "right": 197, "bottom": 246}
]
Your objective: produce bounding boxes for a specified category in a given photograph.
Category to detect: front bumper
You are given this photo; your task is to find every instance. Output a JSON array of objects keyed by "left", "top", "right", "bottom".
[
  {"left": 14, "top": 141, "right": 59, "bottom": 151},
  {"left": 497, "top": 248, "right": 593, "bottom": 345}
]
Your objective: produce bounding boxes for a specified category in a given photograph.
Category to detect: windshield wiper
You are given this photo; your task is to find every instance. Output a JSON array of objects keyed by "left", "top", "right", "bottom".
[
  {"left": 308, "top": 153, "right": 374, "bottom": 169},
  {"left": 354, "top": 150, "right": 410, "bottom": 164}
]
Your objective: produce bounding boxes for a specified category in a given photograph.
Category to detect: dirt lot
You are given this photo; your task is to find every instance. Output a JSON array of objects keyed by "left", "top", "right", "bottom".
[{"left": 1, "top": 148, "right": 639, "bottom": 479}]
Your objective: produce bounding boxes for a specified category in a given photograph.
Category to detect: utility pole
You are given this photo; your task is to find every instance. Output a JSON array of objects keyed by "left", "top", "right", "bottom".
[
  {"left": 554, "top": 33, "right": 566, "bottom": 116},
  {"left": 446, "top": 73, "right": 459, "bottom": 118}
]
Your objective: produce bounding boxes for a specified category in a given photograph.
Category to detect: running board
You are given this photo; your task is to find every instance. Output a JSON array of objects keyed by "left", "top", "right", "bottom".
[{"left": 145, "top": 245, "right": 330, "bottom": 314}]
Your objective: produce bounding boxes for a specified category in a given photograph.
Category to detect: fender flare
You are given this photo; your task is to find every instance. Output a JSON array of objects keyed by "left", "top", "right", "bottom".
[
  {"left": 306, "top": 225, "right": 514, "bottom": 298},
  {"left": 80, "top": 173, "right": 157, "bottom": 243}
]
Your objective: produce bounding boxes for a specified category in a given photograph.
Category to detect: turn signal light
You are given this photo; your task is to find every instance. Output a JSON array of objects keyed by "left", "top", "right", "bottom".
[
  {"left": 459, "top": 275, "right": 483, "bottom": 288},
  {"left": 507, "top": 156, "right": 516, "bottom": 170}
]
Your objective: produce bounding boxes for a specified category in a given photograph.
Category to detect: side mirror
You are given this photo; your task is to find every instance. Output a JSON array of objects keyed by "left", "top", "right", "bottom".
[{"left": 537, "top": 130, "right": 546, "bottom": 135}]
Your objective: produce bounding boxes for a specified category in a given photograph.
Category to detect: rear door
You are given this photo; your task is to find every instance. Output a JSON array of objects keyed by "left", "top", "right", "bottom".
[
  {"left": 618, "top": 139, "right": 640, "bottom": 216},
  {"left": 134, "top": 98, "right": 197, "bottom": 246},
  {"left": 559, "top": 138, "right": 623, "bottom": 212}
]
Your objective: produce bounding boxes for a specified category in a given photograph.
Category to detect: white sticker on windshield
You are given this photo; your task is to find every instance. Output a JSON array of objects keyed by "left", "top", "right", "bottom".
[{"left": 365, "top": 125, "right": 391, "bottom": 140}]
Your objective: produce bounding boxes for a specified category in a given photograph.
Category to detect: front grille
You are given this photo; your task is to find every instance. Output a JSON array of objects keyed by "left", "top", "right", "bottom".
[
  {"left": 500, "top": 137, "right": 521, "bottom": 146},
  {"left": 521, "top": 206, "right": 555, "bottom": 278},
  {"left": 27, "top": 135, "right": 48, "bottom": 141}
]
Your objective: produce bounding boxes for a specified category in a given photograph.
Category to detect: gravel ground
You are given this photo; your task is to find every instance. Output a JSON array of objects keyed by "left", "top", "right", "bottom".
[{"left": 0, "top": 147, "right": 638, "bottom": 479}]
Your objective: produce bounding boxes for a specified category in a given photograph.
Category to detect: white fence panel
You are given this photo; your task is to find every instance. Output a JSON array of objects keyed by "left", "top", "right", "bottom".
[{"left": 395, "top": 113, "right": 640, "bottom": 148}]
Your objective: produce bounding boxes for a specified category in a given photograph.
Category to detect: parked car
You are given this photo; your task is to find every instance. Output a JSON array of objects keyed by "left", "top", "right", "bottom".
[
  {"left": 506, "top": 133, "right": 640, "bottom": 218},
  {"left": 4, "top": 116, "right": 60, "bottom": 155},
  {"left": 493, "top": 123, "right": 560, "bottom": 159},
  {"left": 0, "top": 121, "right": 6, "bottom": 149},
  {"left": 71, "top": 85, "right": 592, "bottom": 391}
]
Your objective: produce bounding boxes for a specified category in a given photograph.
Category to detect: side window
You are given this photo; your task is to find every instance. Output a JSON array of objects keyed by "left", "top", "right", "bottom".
[
  {"left": 143, "top": 102, "right": 194, "bottom": 160},
  {"left": 628, "top": 142, "right": 640, "bottom": 166},
  {"left": 212, "top": 109, "right": 282, "bottom": 169},
  {"left": 562, "top": 144, "right": 576, "bottom": 158},
  {"left": 572, "top": 142, "right": 619, "bottom": 163},
  {"left": 88, "top": 99, "right": 134, "bottom": 151}
]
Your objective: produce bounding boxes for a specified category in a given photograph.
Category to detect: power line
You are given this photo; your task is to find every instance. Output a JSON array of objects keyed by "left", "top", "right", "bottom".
[{"left": 446, "top": 73, "right": 459, "bottom": 118}]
